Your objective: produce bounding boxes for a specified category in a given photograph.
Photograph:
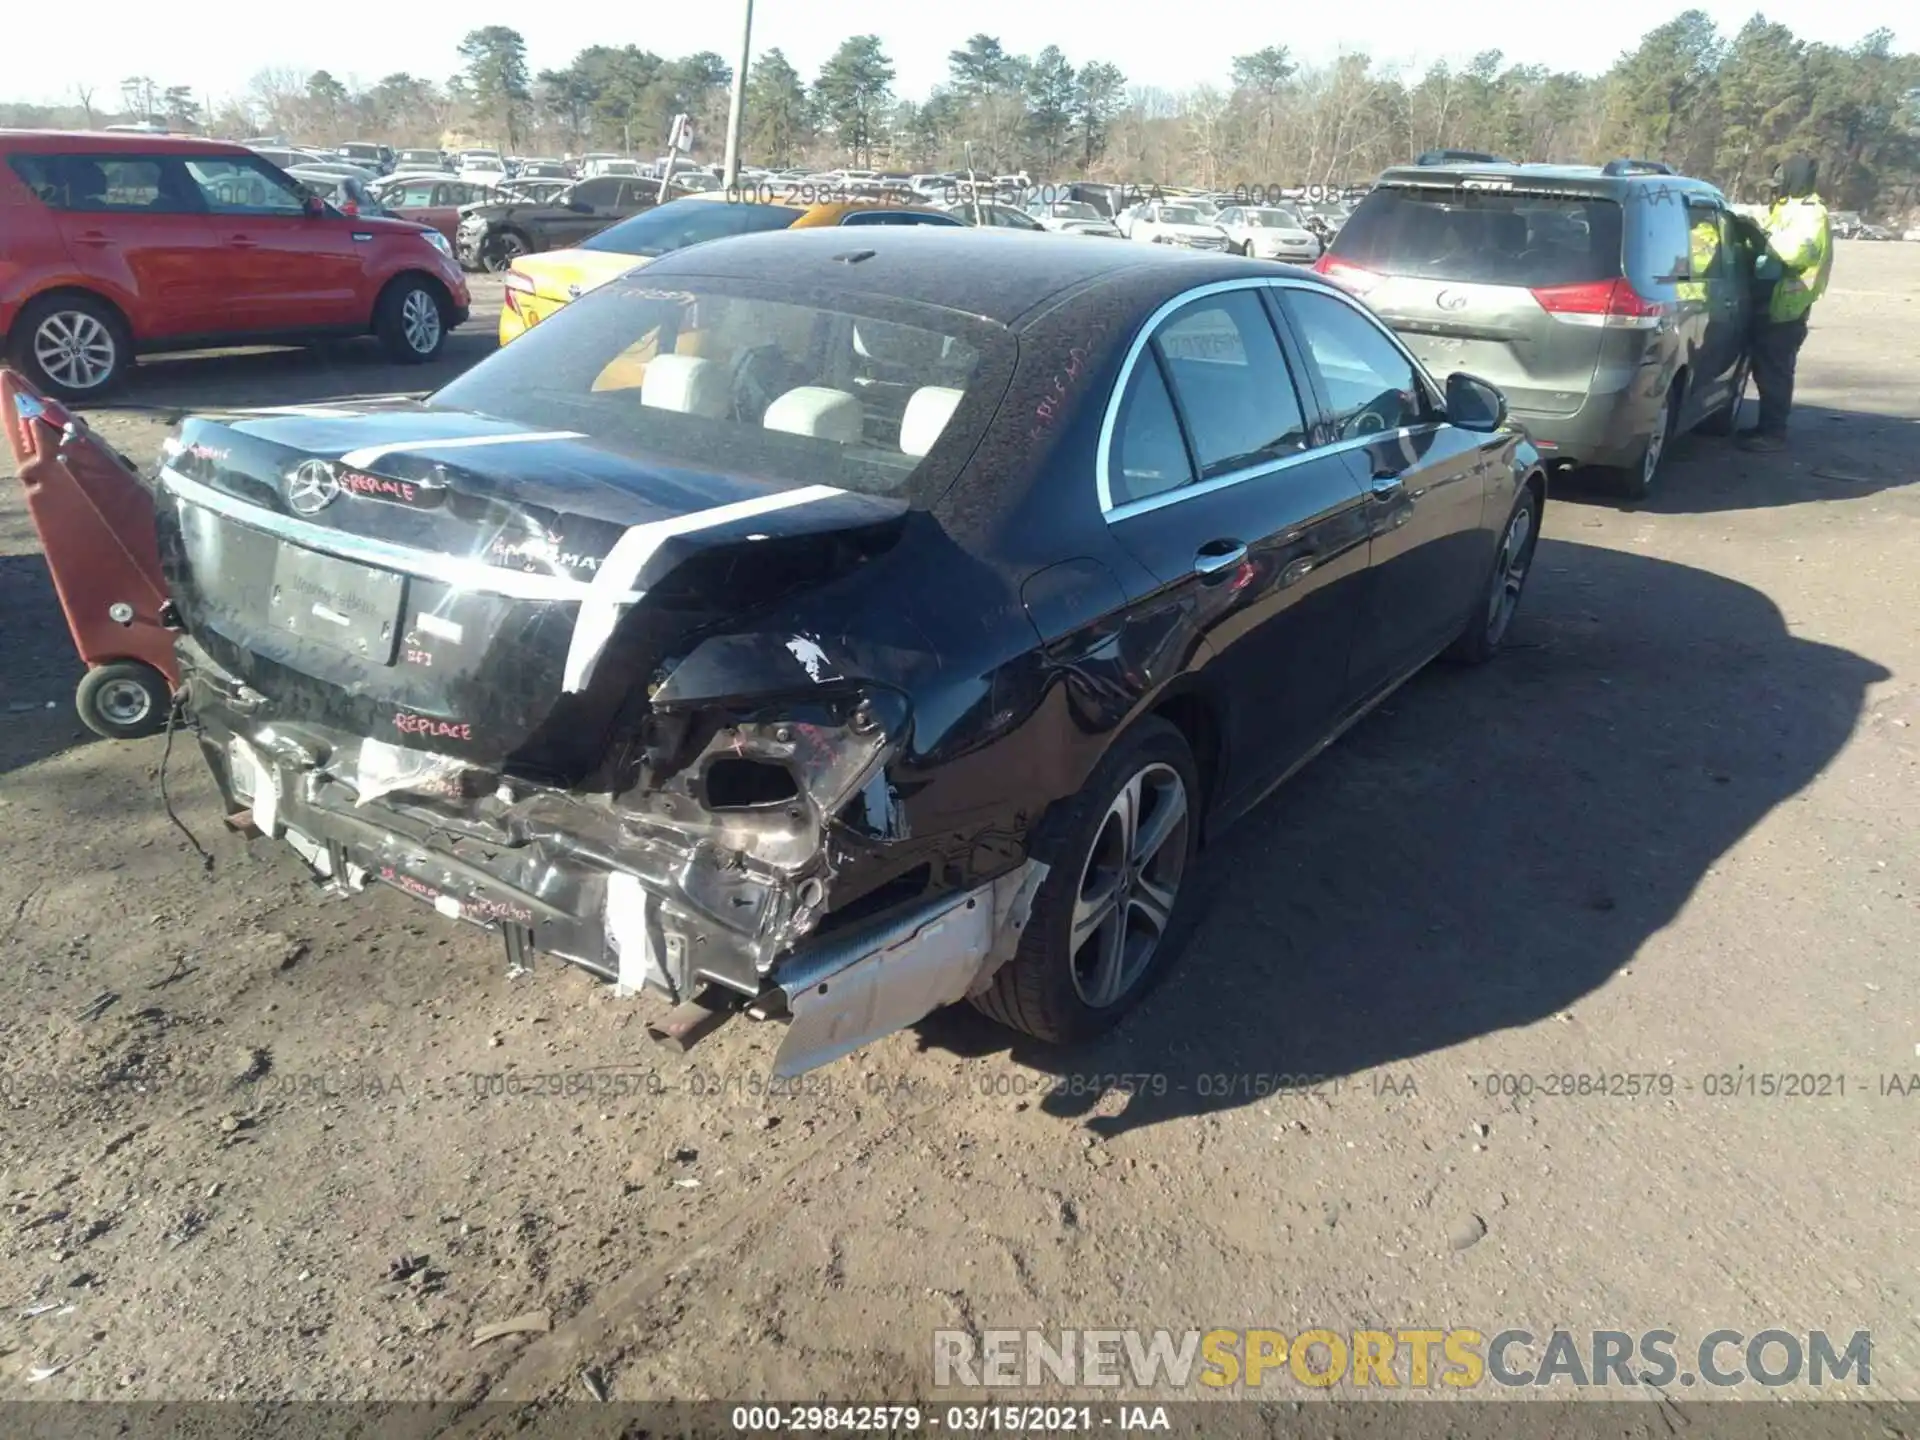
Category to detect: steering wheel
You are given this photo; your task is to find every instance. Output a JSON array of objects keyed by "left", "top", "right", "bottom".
[{"left": 728, "top": 344, "right": 788, "bottom": 424}]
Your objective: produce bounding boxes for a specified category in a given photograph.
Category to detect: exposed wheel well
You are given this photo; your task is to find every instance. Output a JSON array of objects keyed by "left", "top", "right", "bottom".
[
  {"left": 371, "top": 270, "right": 453, "bottom": 331},
  {"left": 1150, "top": 690, "right": 1222, "bottom": 837}
]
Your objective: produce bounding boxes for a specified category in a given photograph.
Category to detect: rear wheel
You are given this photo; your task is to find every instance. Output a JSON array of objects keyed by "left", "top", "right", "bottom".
[
  {"left": 972, "top": 718, "right": 1203, "bottom": 1043},
  {"left": 1614, "top": 380, "right": 1679, "bottom": 501},
  {"left": 10, "top": 293, "right": 132, "bottom": 401},
  {"left": 481, "top": 229, "right": 529, "bottom": 273},
  {"left": 374, "top": 278, "right": 447, "bottom": 363},
  {"left": 76, "top": 661, "right": 171, "bottom": 740}
]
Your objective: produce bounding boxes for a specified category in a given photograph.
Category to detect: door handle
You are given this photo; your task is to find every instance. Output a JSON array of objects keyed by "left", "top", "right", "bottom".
[
  {"left": 1193, "top": 540, "right": 1248, "bottom": 577},
  {"left": 71, "top": 231, "right": 114, "bottom": 246},
  {"left": 1369, "top": 471, "right": 1404, "bottom": 499},
  {"left": 228, "top": 236, "right": 260, "bottom": 248}
]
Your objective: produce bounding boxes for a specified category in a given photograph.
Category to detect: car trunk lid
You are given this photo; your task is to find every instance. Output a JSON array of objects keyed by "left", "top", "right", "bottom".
[{"left": 153, "top": 403, "right": 910, "bottom": 786}]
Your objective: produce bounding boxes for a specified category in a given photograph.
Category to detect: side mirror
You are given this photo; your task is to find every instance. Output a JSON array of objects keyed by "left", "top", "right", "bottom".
[
  {"left": 567, "top": 196, "right": 591, "bottom": 212},
  {"left": 302, "top": 194, "right": 326, "bottom": 218},
  {"left": 1446, "top": 371, "right": 1508, "bottom": 433}
]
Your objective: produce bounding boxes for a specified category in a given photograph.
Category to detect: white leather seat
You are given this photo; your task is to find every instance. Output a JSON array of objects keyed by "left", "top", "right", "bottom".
[
  {"left": 641, "top": 354, "right": 730, "bottom": 418},
  {"left": 762, "top": 386, "right": 863, "bottom": 445},
  {"left": 900, "top": 386, "right": 963, "bottom": 458}
]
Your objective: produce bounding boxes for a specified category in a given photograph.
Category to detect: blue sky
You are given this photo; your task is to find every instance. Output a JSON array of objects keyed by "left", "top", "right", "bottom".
[{"left": 16, "top": 0, "right": 1912, "bottom": 109}]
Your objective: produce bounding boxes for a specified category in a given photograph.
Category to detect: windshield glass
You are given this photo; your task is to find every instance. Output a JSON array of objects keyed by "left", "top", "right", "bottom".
[
  {"left": 429, "top": 278, "right": 1012, "bottom": 502},
  {"left": 1248, "top": 207, "right": 1303, "bottom": 227},
  {"left": 1332, "top": 187, "right": 1624, "bottom": 286},
  {"left": 1049, "top": 202, "right": 1100, "bottom": 220},
  {"left": 1159, "top": 207, "right": 1203, "bottom": 224},
  {"left": 579, "top": 199, "right": 804, "bottom": 257}
]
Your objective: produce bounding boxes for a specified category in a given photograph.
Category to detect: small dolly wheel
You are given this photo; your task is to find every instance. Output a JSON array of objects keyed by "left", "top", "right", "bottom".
[{"left": 76, "top": 661, "right": 172, "bottom": 740}]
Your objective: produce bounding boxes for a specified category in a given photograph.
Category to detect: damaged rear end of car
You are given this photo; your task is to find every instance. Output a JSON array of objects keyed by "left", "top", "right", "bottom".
[{"left": 150, "top": 271, "right": 1040, "bottom": 1075}]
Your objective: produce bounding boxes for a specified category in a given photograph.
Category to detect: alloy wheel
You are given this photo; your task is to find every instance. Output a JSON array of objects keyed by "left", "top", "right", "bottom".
[
  {"left": 1069, "top": 762, "right": 1190, "bottom": 1009},
  {"left": 1641, "top": 393, "right": 1671, "bottom": 490},
  {"left": 33, "top": 311, "right": 116, "bottom": 391},
  {"left": 95, "top": 677, "right": 154, "bottom": 728},
  {"left": 401, "top": 290, "right": 442, "bottom": 354},
  {"left": 1486, "top": 499, "right": 1535, "bottom": 644}
]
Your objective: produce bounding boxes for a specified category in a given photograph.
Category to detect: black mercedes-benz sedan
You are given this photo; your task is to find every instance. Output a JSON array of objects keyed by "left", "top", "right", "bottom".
[{"left": 143, "top": 228, "right": 1546, "bottom": 1075}]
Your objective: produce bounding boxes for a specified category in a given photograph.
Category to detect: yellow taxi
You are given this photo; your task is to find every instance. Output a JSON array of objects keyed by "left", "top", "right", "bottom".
[{"left": 498, "top": 191, "right": 964, "bottom": 344}]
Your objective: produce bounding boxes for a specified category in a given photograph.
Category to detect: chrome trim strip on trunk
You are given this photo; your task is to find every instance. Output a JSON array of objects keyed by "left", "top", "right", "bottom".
[{"left": 158, "top": 464, "right": 634, "bottom": 604}]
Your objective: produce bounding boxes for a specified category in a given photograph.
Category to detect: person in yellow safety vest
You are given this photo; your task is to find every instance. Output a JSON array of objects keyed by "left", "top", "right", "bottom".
[
  {"left": 1677, "top": 214, "right": 1719, "bottom": 305},
  {"left": 1739, "top": 153, "right": 1833, "bottom": 452}
]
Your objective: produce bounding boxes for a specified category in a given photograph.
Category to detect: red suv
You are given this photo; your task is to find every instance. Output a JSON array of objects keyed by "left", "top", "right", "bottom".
[{"left": 1, "top": 131, "right": 472, "bottom": 399}]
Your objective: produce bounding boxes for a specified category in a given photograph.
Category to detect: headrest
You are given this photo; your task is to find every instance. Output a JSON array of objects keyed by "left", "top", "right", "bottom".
[
  {"left": 640, "top": 353, "right": 730, "bottom": 418},
  {"left": 900, "top": 387, "right": 963, "bottom": 458},
  {"left": 763, "top": 387, "right": 863, "bottom": 445}
]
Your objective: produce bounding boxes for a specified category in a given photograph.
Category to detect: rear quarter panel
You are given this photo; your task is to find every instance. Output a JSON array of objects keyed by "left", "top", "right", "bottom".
[{"left": 0, "top": 158, "right": 80, "bottom": 336}]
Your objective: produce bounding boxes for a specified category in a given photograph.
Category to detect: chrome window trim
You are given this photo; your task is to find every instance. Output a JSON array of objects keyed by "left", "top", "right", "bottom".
[
  {"left": 158, "top": 465, "right": 638, "bottom": 604},
  {"left": 1095, "top": 275, "right": 1446, "bottom": 520}
]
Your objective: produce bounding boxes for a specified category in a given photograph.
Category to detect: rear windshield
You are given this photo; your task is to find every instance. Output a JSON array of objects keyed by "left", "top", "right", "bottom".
[
  {"left": 1331, "top": 186, "right": 1623, "bottom": 286},
  {"left": 580, "top": 199, "right": 805, "bottom": 257},
  {"left": 429, "top": 277, "right": 1013, "bottom": 502}
]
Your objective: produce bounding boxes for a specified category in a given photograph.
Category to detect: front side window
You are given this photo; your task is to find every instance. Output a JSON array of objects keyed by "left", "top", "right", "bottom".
[
  {"left": 1284, "top": 289, "right": 1430, "bottom": 439},
  {"left": 569, "top": 178, "right": 622, "bottom": 208},
  {"left": 579, "top": 199, "right": 802, "bottom": 256},
  {"left": 184, "top": 157, "right": 308, "bottom": 214},
  {"left": 1152, "top": 290, "right": 1309, "bottom": 478}
]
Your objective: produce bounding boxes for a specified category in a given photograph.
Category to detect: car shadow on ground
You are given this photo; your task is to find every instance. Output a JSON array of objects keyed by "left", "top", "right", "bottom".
[
  {"left": 1553, "top": 401, "right": 1920, "bottom": 514},
  {"left": 74, "top": 323, "right": 501, "bottom": 417},
  {"left": 914, "top": 538, "right": 1888, "bottom": 1137},
  {"left": 0, "top": 553, "right": 108, "bottom": 774}
]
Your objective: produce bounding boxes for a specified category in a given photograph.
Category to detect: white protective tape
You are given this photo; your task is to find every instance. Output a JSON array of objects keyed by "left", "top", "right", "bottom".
[
  {"left": 561, "top": 484, "right": 844, "bottom": 693},
  {"left": 338, "top": 430, "right": 584, "bottom": 470},
  {"left": 605, "top": 873, "right": 668, "bottom": 997}
]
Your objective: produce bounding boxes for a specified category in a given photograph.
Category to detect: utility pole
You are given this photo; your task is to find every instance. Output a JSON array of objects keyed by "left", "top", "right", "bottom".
[{"left": 721, "top": 0, "right": 754, "bottom": 189}]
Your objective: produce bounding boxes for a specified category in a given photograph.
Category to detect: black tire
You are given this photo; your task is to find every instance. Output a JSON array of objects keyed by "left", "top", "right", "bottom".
[
  {"left": 481, "top": 229, "right": 530, "bottom": 273},
  {"left": 76, "top": 661, "right": 172, "bottom": 740},
  {"left": 1446, "top": 482, "right": 1543, "bottom": 665},
  {"left": 1693, "top": 359, "right": 1749, "bottom": 437},
  {"left": 374, "top": 277, "right": 448, "bottom": 364},
  {"left": 972, "top": 717, "right": 1204, "bottom": 1044},
  {"left": 1612, "top": 378, "right": 1681, "bottom": 501},
  {"left": 8, "top": 292, "right": 132, "bottom": 401}
]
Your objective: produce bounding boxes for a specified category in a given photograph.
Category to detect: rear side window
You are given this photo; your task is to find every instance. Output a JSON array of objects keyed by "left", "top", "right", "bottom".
[
  {"left": 1111, "top": 360, "right": 1194, "bottom": 506},
  {"left": 8, "top": 154, "right": 190, "bottom": 212},
  {"left": 1333, "top": 187, "right": 1623, "bottom": 288},
  {"left": 1153, "top": 290, "right": 1309, "bottom": 478}
]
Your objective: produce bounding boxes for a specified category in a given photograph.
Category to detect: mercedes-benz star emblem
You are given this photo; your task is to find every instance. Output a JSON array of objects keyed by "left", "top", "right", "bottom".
[
  {"left": 1435, "top": 289, "right": 1469, "bottom": 312},
  {"left": 566, "top": 283, "right": 583, "bottom": 300},
  {"left": 286, "top": 459, "right": 342, "bottom": 515}
]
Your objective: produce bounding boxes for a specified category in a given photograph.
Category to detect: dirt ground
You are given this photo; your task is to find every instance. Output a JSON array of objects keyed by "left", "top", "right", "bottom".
[{"left": 2, "top": 250, "right": 1917, "bottom": 1413}]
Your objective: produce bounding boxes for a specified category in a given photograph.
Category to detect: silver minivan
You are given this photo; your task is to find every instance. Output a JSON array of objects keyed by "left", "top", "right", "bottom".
[{"left": 1317, "top": 159, "right": 1754, "bottom": 498}]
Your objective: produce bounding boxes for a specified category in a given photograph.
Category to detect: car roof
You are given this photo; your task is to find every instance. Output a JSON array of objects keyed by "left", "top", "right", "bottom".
[
  {"left": 636, "top": 226, "right": 1299, "bottom": 329},
  {"left": 1373, "top": 161, "right": 1724, "bottom": 198},
  {"left": 0, "top": 128, "right": 252, "bottom": 156}
]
